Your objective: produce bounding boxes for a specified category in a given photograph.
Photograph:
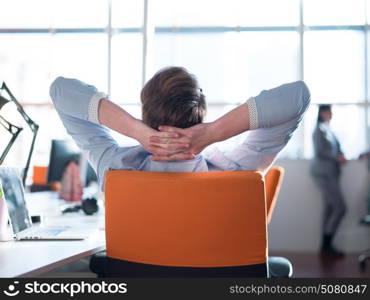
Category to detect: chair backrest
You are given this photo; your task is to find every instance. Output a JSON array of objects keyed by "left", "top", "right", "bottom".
[
  {"left": 33, "top": 166, "right": 48, "bottom": 185},
  {"left": 264, "top": 166, "right": 285, "bottom": 224},
  {"left": 105, "top": 170, "right": 267, "bottom": 268}
]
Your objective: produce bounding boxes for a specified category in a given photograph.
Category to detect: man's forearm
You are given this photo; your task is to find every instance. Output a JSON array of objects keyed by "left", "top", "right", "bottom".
[
  {"left": 210, "top": 103, "right": 250, "bottom": 143},
  {"left": 98, "top": 99, "right": 187, "bottom": 156},
  {"left": 98, "top": 98, "right": 144, "bottom": 140},
  {"left": 151, "top": 102, "right": 251, "bottom": 155},
  {"left": 211, "top": 81, "right": 310, "bottom": 143}
]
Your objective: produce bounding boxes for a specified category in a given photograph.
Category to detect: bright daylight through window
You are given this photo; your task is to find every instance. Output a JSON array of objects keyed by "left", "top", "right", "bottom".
[{"left": 0, "top": 0, "right": 369, "bottom": 170}]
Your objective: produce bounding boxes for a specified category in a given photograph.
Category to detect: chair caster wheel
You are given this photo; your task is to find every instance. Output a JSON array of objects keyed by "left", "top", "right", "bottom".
[{"left": 358, "top": 255, "right": 367, "bottom": 271}]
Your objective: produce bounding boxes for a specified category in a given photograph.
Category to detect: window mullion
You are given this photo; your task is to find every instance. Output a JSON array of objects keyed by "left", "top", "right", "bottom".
[
  {"left": 299, "top": 0, "right": 306, "bottom": 158},
  {"left": 107, "top": 0, "right": 112, "bottom": 97},
  {"left": 142, "top": 0, "right": 155, "bottom": 86},
  {"left": 365, "top": 0, "right": 370, "bottom": 149}
]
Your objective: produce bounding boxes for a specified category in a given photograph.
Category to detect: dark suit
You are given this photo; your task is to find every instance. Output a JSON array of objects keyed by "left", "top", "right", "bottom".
[{"left": 310, "top": 122, "right": 346, "bottom": 235}]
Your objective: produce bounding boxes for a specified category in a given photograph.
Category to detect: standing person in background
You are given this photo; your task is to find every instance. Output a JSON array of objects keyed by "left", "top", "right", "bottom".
[
  {"left": 359, "top": 150, "right": 370, "bottom": 215},
  {"left": 310, "top": 104, "right": 347, "bottom": 257}
]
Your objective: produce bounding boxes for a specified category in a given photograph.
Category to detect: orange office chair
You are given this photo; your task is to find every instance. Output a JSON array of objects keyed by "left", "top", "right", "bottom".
[
  {"left": 30, "top": 166, "right": 59, "bottom": 192},
  {"left": 91, "top": 167, "right": 287, "bottom": 277},
  {"left": 265, "top": 166, "right": 285, "bottom": 224},
  {"left": 263, "top": 167, "right": 292, "bottom": 277}
]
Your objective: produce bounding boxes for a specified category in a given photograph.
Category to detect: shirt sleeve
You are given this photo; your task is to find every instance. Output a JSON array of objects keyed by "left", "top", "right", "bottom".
[
  {"left": 210, "top": 81, "right": 311, "bottom": 174},
  {"left": 49, "top": 77, "right": 119, "bottom": 185}
]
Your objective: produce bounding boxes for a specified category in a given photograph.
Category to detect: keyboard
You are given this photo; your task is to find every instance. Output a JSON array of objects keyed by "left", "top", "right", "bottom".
[{"left": 18, "top": 228, "right": 66, "bottom": 239}]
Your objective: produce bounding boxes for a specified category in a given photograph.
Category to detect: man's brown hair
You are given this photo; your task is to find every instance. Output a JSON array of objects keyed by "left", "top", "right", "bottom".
[{"left": 141, "top": 66, "right": 206, "bottom": 129}]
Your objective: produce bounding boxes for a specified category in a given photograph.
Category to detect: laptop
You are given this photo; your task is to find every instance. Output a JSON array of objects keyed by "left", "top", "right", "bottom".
[{"left": 0, "top": 167, "right": 96, "bottom": 240}]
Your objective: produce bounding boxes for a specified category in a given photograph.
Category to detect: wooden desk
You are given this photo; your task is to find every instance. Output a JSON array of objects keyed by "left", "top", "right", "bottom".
[{"left": 0, "top": 192, "right": 105, "bottom": 277}]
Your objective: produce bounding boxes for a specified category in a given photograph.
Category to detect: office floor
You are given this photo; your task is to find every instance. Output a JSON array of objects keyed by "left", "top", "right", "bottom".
[
  {"left": 39, "top": 258, "right": 96, "bottom": 278},
  {"left": 38, "top": 252, "right": 370, "bottom": 278},
  {"left": 271, "top": 252, "right": 370, "bottom": 278}
]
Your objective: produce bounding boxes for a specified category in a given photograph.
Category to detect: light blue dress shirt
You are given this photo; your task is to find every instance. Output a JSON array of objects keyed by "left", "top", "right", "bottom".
[{"left": 50, "top": 77, "right": 310, "bottom": 190}]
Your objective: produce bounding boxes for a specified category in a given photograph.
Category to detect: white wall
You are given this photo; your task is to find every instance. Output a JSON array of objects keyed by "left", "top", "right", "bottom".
[{"left": 268, "top": 159, "right": 370, "bottom": 253}]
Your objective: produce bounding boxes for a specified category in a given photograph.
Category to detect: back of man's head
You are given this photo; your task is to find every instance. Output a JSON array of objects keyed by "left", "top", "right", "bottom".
[{"left": 141, "top": 66, "right": 206, "bottom": 129}]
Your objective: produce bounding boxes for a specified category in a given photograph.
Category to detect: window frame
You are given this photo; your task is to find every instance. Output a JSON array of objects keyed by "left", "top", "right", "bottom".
[{"left": 0, "top": 0, "right": 368, "bottom": 157}]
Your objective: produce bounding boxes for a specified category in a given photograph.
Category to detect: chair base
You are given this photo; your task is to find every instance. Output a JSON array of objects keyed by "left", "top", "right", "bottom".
[
  {"left": 90, "top": 252, "right": 268, "bottom": 278},
  {"left": 358, "top": 249, "right": 370, "bottom": 270},
  {"left": 268, "top": 256, "right": 293, "bottom": 278}
]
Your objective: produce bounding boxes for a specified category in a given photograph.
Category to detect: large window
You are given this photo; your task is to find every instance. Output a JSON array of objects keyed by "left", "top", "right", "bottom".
[
  {"left": 152, "top": 0, "right": 370, "bottom": 159},
  {"left": 0, "top": 0, "right": 369, "bottom": 171}
]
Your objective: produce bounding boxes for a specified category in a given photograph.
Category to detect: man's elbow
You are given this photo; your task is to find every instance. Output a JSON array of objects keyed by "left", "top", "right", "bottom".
[
  {"left": 295, "top": 80, "right": 311, "bottom": 114},
  {"left": 49, "top": 76, "right": 66, "bottom": 106}
]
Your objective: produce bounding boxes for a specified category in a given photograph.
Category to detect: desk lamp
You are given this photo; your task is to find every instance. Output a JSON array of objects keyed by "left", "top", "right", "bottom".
[{"left": 0, "top": 82, "right": 39, "bottom": 185}]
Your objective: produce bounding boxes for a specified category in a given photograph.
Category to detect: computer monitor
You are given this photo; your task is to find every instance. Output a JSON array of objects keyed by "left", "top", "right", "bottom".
[{"left": 47, "top": 140, "right": 97, "bottom": 186}]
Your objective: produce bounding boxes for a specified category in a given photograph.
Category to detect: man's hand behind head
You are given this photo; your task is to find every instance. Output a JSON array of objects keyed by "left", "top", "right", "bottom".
[{"left": 149, "top": 123, "right": 214, "bottom": 161}]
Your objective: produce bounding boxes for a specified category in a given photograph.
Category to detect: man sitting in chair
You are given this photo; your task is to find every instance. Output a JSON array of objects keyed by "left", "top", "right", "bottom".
[{"left": 50, "top": 66, "right": 311, "bottom": 277}]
